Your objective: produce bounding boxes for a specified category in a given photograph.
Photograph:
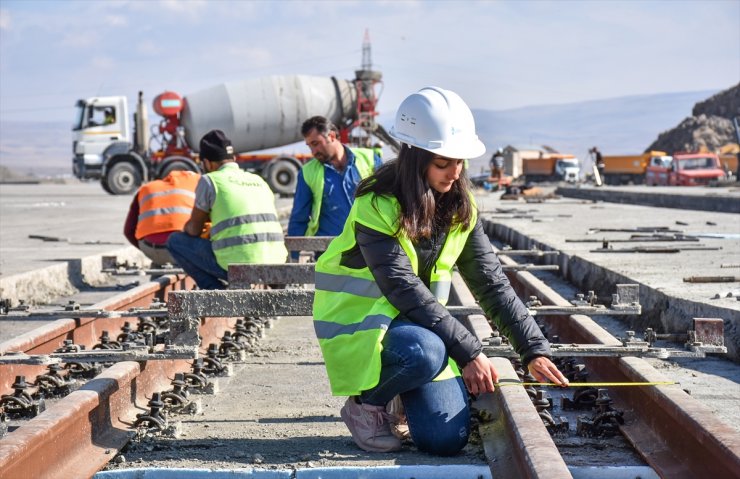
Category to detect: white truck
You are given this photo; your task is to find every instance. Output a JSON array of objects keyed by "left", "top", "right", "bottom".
[
  {"left": 555, "top": 156, "right": 581, "bottom": 183},
  {"left": 72, "top": 73, "right": 395, "bottom": 195},
  {"left": 522, "top": 154, "right": 581, "bottom": 183}
]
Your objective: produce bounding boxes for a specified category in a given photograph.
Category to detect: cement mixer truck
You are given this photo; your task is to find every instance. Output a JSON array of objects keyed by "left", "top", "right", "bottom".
[{"left": 72, "top": 74, "right": 396, "bottom": 195}]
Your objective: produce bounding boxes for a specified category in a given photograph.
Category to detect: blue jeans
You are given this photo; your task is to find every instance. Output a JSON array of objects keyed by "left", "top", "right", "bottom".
[
  {"left": 166, "top": 232, "right": 227, "bottom": 290},
  {"left": 359, "top": 319, "right": 471, "bottom": 456}
]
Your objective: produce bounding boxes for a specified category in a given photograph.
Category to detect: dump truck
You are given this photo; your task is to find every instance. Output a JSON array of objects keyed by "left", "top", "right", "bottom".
[
  {"left": 645, "top": 153, "right": 727, "bottom": 186},
  {"left": 719, "top": 149, "right": 739, "bottom": 177},
  {"left": 600, "top": 151, "right": 671, "bottom": 185},
  {"left": 72, "top": 72, "right": 397, "bottom": 196},
  {"left": 522, "top": 154, "right": 580, "bottom": 183},
  {"left": 722, "top": 115, "right": 740, "bottom": 180}
]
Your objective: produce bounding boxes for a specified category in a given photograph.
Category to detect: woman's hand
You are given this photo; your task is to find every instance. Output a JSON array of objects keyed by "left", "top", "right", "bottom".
[
  {"left": 461, "top": 352, "right": 499, "bottom": 395},
  {"left": 527, "top": 356, "right": 569, "bottom": 386}
]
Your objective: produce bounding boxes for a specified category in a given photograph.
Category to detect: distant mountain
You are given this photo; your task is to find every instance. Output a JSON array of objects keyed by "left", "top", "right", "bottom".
[
  {"left": 472, "top": 90, "right": 719, "bottom": 157},
  {"left": 384, "top": 89, "right": 719, "bottom": 174},
  {"left": 0, "top": 120, "right": 72, "bottom": 178},
  {"left": 0, "top": 89, "right": 721, "bottom": 178}
]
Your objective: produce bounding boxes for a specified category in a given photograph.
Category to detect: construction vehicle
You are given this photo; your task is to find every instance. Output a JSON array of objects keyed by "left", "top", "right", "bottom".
[
  {"left": 718, "top": 145, "right": 739, "bottom": 178},
  {"left": 726, "top": 116, "right": 740, "bottom": 181},
  {"left": 645, "top": 153, "right": 727, "bottom": 186},
  {"left": 522, "top": 154, "right": 580, "bottom": 183},
  {"left": 601, "top": 151, "right": 671, "bottom": 185},
  {"left": 72, "top": 33, "right": 396, "bottom": 196}
]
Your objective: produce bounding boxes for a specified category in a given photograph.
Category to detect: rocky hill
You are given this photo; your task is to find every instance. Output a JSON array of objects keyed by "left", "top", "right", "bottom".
[{"left": 646, "top": 83, "right": 739, "bottom": 153}]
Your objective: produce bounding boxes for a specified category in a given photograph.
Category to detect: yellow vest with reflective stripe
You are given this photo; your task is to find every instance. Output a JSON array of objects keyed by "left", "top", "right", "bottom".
[
  {"left": 302, "top": 148, "right": 376, "bottom": 236},
  {"left": 313, "top": 192, "right": 476, "bottom": 396},
  {"left": 209, "top": 165, "right": 287, "bottom": 269}
]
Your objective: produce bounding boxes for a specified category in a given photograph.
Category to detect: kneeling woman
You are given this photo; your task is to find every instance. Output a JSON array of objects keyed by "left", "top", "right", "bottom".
[{"left": 312, "top": 86, "right": 568, "bottom": 455}]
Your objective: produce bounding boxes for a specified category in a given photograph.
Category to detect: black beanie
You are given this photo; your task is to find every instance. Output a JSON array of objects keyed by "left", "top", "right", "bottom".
[{"left": 199, "top": 129, "right": 235, "bottom": 162}]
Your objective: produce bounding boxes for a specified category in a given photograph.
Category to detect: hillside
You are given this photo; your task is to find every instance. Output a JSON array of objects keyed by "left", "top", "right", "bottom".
[
  {"left": 0, "top": 121, "right": 72, "bottom": 178},
  {"left": 471, "top": 90, "right": 718, "bottom": 157},
  {"left": 464, "top": 89, "right": 718, "bottom": 174},
  {"left": 646, "top": 83, "right": 740, "bottom": 153}
]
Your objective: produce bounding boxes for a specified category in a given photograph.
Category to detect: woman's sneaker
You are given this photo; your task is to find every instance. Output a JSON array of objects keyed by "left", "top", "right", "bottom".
[
  {"left": 340, "top": 397, "right": 402, "bottom": 452},
  {"left": 386, "top": 395, "right": 411, "bottom": 442}
]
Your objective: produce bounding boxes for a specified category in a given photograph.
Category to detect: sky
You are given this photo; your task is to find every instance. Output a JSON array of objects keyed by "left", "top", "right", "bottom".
[{"left": 0, "top": 0, "right": 738, "bottom": 126}]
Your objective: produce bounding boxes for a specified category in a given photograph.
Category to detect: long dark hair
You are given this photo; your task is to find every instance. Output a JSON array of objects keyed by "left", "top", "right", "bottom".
[{"left": 356, "top": 144, "right": 474, "bottom": 240}]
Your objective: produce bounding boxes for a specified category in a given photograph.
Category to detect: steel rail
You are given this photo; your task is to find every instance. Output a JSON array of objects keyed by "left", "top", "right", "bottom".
[
  {"left": 0, "top": 273, "right": 245, "bottom": 479},
  {"left": 0, "top": 274, "right": 191, "bottom": 397},
  {"left": 451, "top": 272, "right": 572, "bottom": 479},
  {"left": 495, "top": 239, "right": 740, "bottom": 478}
]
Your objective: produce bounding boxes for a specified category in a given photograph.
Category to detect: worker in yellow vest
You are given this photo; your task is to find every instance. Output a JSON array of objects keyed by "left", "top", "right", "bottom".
[
  {"left": 313, "top": 87, "right": 568, "bottom": 455},
  {"left": 167, "top": 130, "right": 287, "bottom": 289},
  {"left": 123, "top": 170, "right": 200, "bottom": 266},
  {"left": 288, "top": 116, "right": 381, "bottom": 259}
]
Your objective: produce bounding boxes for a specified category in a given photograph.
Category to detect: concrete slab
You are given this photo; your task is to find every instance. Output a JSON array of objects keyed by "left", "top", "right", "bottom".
[
  {"left": 0, "top": 182, "right": 135, "bottom": 277},
  {"left": 556, "top": 184, "right": 740, "bottom": 213}
]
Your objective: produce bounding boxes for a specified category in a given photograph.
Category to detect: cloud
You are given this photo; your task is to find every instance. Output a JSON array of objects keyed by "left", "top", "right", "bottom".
[
  {"left": 159, "top": 0, "right": 208, "bottom": 20},
  {"left": 61, "top": 32, "right": 99, "bottom": 48},
  {"left": 91, "top": 56, "right": 115, "bottom": 69},
  {"left": 223, "top": 45, "right": 273, "bottom": 67},
  {"left": 104, "top": 14, "right": 127, "bottom": 27},
  {"left": 137, "top": 40, "right": 161, "bottom": 56},
  {"left": 1, "top": 0, "right": 737, "bottom": 124},
  {"left": 0, "top": 9, "right": 10, "bottom": 30}
]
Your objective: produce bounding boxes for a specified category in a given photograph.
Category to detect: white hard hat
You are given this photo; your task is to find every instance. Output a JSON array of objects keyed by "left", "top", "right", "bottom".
[{"left": 389, "top": 86, "right": 486, "bottom": 159}]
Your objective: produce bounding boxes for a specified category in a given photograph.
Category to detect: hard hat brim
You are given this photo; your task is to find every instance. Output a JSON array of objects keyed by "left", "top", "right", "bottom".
[{"left": 390, "top": 129, "right": 487, "bottom": 159}]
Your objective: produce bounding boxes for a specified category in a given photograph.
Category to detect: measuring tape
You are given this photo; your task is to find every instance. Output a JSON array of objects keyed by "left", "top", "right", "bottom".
[{"left": 495, "top": 381, "right": 678, "bottom": 387}]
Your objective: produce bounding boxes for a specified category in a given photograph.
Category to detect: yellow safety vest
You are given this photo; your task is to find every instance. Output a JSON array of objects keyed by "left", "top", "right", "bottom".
[
  {"left": 209, "top": 164, "right": 287, "bottom": 269},
  {"left": 313, "top": 192, "right": 476, "bottom": 396},
  {"left": 301, "top": 148, "right": 376, "bottom": 236}
]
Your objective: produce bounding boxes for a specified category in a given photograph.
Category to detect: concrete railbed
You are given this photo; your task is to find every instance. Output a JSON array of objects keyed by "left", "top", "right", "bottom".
[
  {"left": 488, "top": 221, "right": 740, "bottom": 361},
  {"left": 556, "top": 185, "right": 740, "bottom": 213},
  {"left": 0, "top": 246, "right": 150, "bottom": 306},
  {"left": 93, "top": 465, "right": 659, "bottom": 479}
]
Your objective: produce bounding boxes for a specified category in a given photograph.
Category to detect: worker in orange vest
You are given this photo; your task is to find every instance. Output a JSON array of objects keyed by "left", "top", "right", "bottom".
[{"left": 123, "top": 170, "right": 201, "bottom": 266}]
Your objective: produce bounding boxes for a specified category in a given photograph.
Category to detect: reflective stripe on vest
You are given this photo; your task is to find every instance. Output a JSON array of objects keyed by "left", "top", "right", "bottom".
[
  {"left": 209, "top": 164, "right": 287, "bottom": 269},
  {"left": 135, "top": 171, "right": 200, "bottom": 240},
  {"left": 140, "top": 188, "right": 196, "bottom": 204},
  {"left": 313, "top": 192, "right": 476, "bottom": 396},
  {"left": 302, "top": 147, "right": 376, "bottom": 236},
  {"left": 138, "top": 206, "right": 193, "bottom": 221}
]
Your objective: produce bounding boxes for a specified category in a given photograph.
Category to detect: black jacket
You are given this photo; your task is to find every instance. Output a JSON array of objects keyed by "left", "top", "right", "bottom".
[{"left": 340, "top": 218, "right": 551, "bottom": 369}]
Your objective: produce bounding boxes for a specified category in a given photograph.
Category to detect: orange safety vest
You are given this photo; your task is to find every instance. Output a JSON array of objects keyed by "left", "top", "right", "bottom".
[{"left": 135, "top": 171, "right": 200, "bottom": 239}]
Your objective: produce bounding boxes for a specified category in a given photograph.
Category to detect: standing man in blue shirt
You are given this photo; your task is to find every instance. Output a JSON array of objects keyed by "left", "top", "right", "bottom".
[{"left": 288, "top": 116, "right": 382, "bottom": 255}]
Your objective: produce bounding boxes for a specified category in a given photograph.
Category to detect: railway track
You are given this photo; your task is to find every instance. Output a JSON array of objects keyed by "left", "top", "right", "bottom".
[{"left": 0, "top": 233, "right": 738, "bottom": 479}]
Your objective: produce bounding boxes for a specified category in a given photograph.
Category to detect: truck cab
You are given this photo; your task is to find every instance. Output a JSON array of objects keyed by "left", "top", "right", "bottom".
[
  {"left": 668, "top": 153, "right": 726, "bottom": 186},
  {"left": 555, "top": 156, "right": 580, "bottom": 183},
  {"left": 645, "top": 154, "right": 673, "bottom": 186},
  {"left": 72, "top": 96, "right": 130, "bottom": 180}
]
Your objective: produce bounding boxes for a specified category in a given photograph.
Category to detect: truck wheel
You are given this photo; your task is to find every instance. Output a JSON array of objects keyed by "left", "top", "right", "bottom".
[
  {"left": 267, "top": 160, "right": 299, "bottom": 196},
  {"left": 100, "top": 176, "right": 114, "bottom": 195},
  {"left": 160, "top": 161, "right": 195, "bottom": 179},
  {"left": 107, "top": 162, "right": 142, "bottom": 195}
]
